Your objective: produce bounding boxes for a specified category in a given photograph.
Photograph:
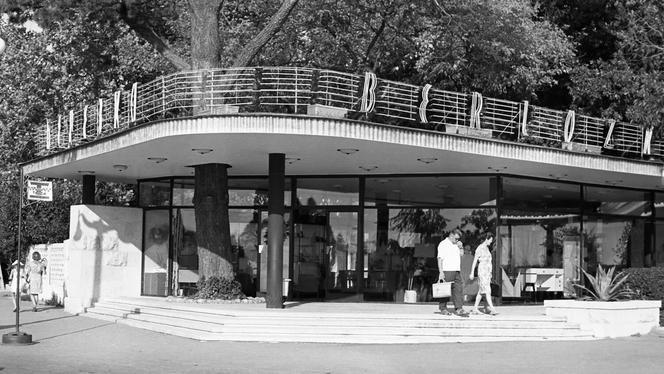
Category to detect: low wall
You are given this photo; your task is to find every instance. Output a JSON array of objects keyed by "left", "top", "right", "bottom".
[
  {"left": 63, "top": 205, "right": 143, "bottom": 314},
  {"left": 544, "top": 299, "right": 662, "bottom": 338}
]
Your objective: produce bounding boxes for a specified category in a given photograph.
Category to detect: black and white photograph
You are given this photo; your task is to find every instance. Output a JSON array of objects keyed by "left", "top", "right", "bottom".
[{"left": 1, "top": 1, "right": 663, "bottom": 373}]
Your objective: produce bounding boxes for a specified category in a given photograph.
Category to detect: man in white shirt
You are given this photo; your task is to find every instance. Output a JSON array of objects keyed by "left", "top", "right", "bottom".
[{"left": 437, "top": 229, "right": 468, "bottom": 317}]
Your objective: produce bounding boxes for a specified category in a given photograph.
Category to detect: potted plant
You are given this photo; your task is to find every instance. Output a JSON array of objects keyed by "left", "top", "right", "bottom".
[
  {"left": 404, "top": 272, "right": 417, "bottom": 303},
  {"left": 544, "top": 265, "right": 662, "bottom": 338}
]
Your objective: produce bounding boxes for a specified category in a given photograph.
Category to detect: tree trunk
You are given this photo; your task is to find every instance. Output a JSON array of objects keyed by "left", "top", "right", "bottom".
[
  {"left": 189, "top": 0, "right": 223, "bottom": 69},
  {"left": 194, "top": 163, "right": 234, "bottom": 281},
  {"left": 232, "top": 0, "right": 299, "bottom": 67}
]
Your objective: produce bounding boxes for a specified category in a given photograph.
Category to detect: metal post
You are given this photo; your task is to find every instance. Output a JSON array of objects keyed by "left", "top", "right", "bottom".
[
  {"left": 2, "top": 166, "right": 32, "bottom": 345},
  {"left": 266, "top": 153, "right": 285, "bottom": 308}
]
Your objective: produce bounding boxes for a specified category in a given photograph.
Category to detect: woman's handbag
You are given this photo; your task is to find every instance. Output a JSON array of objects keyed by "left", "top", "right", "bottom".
[{"left": 432, "top": 280, "right": 452, "bottom": 298}]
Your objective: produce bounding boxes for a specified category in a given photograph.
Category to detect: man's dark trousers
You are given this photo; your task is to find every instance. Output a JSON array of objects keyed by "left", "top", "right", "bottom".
[{"left": 438, "top": 270, "right": 464, "bottom": 312}]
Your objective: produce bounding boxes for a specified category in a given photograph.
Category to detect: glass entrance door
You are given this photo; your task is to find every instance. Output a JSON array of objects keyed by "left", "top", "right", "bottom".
[{"left": 292, "top": 209, "right": 358, "bottom": 300}]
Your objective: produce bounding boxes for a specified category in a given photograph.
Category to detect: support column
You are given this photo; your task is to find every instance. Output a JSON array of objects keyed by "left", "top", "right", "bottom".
[
  {"left": 267, "top": 153, "right": 285, "bottom": 308},
  {"left": 82, "top": 175, "right": 95, "bottom": 204}
]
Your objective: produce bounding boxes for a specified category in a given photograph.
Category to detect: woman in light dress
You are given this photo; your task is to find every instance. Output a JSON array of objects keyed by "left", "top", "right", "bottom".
[
  {"left": 469, "top": 232, "right": 498, "bottom": 315},
  {"left": 26, "top": 251, "right": 47, "bottom": 312},
  {"left": 8, "top": 260, "right": 26, "bottom": 312}
]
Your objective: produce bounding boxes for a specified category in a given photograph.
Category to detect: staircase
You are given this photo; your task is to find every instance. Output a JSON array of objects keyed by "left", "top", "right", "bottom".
[{"left": 83, "top": 297, "right": 595, "bottom": 344}]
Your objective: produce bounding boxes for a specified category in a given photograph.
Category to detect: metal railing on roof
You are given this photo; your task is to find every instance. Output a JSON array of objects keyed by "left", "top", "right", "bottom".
[{"left": 36, "top": 66, "right": 659, "bottom": 160}]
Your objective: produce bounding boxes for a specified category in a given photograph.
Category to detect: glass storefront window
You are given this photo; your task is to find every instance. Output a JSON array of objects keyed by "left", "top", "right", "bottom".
[
  {"left": 143, "top": 210, "right": 170, "bottom": 296},
  {"left": 139, "top": 180, "right": 171, "bottom": 207},
  {"left": 503, "top": 177, "right": 580, "bottom": 213},
  {"left": 583, "top": 186, "right": 651, "bottom": 216},
  {"left": 297, "top": 178, "right": 359, "bottom": 206},
  {"left": 656, "top": 221, "right": 664, "bottom": 266},
  {"left": 656, "top": 193, "right": 664, "bottom": 218},
  {"left": 173, "top": 179, "right": 194, "bottom": 206},
  {"left": 582, "top": 216, "right": 647, "bottom": 270},
  {"left": 229, "top": 178, "right": 292, "bottom": 206},
  {"left": 172, "top": 208, "right": 197, "bottom": 295},
  {"left": 364, "top": 207, "right": 495, "bottom": 301},
  {"left": 365, "top": 176, "right": 497, "bottom": 207},
  {"left": 229, "top": 209, "right": 261, "bottom": 297},
  {"left": 499, "top": 213, "right": 581, "bottom": 297},
  {"left": 291, "top": 209, "right": 358, "bottom": 299}
]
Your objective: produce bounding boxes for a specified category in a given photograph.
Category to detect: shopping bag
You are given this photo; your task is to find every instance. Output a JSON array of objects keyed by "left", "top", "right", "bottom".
[
  {"left": 432, "top": 281, "right": 452, "bottom": 298},
  {"left": 404, "top": 290, "right": 417, "bottom": 303}
]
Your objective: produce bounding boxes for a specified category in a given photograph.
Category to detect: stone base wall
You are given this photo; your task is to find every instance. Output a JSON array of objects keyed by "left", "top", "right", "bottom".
[
  {"left": 544, "top": 299, "right": 662, "bottom": 338},
  {"left": 63, "top": 205, "right": 143, "bottom": 314}
]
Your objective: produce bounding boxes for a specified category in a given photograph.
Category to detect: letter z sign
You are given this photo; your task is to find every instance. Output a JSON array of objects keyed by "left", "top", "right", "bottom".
[{"left": 27, "top": 180, "right": 53, "bottom": 202}]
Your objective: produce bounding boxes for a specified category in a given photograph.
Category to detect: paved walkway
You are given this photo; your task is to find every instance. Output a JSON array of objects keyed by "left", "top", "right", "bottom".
[{"left": 1, "top": 292, "right": 663, "bottom": 374}]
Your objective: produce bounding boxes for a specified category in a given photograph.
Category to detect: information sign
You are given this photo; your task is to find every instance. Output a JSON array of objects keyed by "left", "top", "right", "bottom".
[{"left": 27, "top": 180, "right": 53, "bottom": 201}]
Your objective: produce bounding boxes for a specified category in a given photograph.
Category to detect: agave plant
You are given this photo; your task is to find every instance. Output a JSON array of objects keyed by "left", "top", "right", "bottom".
[{"left": 573, "top": 265, "right": 634, "bottom": 301}]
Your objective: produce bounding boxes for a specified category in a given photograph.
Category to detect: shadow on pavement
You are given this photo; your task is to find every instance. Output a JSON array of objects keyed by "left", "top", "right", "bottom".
[
  {"left": 38, "top": 322, "right": 115, "bottom": 341},
  {"left": 0, "top": 314, "right": 76, "bottom": 330}
]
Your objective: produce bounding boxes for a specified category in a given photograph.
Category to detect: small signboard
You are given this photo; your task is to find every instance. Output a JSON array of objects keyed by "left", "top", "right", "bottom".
[{"left": 27, "top": 180, "right": 53, "bottom": 201}]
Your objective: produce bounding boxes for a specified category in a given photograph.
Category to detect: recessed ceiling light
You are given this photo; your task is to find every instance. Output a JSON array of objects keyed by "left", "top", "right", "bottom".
[
  {"left": 192, "top": 148, "right": 213, "bottom": 155},
  {"left": 337, "top": 148, "right": 359, "bottom": 155},
  {"left": 417, "top": 157, "right": 438, "bottom": 164},
  {"left": 147, "top": 157, "right": 167, "bottom": 163},
  {"left": 113, "top": 164, "right": 128, "bottom": 172},
  {"left": 333, "top": 184, "right": 343, "bottom": 189}
]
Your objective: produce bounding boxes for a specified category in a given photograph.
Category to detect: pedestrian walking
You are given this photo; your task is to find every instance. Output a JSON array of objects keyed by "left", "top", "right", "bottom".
[
  {"left": 436, "top": 229, "right": 469, "bottom": 317},
  {"left": 26, "top": 251, "right": 47, "bottom": 312},
  {"left": 469, "top": 232, "right": 498, "bottom": 315},
  {"left": 8, "top": 260, "right": 26, "bottom": 312}
]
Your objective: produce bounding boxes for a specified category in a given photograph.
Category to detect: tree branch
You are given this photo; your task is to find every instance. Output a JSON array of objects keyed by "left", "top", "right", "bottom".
[
  {"left": 232, "top": 0, "right": 299, "bottom": 67},
  {"left": 119, "top": 0, "right": 191, "bottom": 70},
  {"left": 364, "top": 17, "right": 387, "bottom": 67}
]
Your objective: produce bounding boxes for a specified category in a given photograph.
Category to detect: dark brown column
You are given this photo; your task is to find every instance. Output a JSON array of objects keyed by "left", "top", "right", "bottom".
[
  {"left": 267, "top": 153, "right": 285, "bottom": 308},
  {"left": 82, "top": 175, "right": 96, "bottom": 204}
]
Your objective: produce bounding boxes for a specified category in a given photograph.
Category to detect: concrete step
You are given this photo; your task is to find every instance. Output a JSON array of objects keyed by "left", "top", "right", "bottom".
[
  {"left": 114, "top": 317, "right": 595, "bottom": 344},
  {"left": 83, "top": 298, "right": 595, "bottom": 343},
  {"left": 95, "top": 299, "right": 571, "bottom": 322},
  {"left": 99, "top": 298, "right": 567, "bottom": 321},
  {"left": 92, "top": 300, "right": 582, "bottom": 331},
  {"left": 123, "top": 312, "right": 592, "bottom": 338}
]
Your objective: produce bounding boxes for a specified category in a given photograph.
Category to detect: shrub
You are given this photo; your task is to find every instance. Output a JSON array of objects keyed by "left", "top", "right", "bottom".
[
  {"left": 43, "top": 292, "right": 63, "bottom": 307},
  {"left": 624, "top": 267, "right": 664, "bottom": 325},
  {"left": 195, "top": 276, "right": 245, "bottom": 300}
]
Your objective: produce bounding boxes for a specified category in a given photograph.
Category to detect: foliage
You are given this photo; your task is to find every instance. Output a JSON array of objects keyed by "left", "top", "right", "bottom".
[
  {"left": 195, "top": 275, "right": 245, "bottom": 300},
  {"left": 414, "top": 0, "right": 575, "bottom": 100},
  {"left": 623, "top": 267, "right": 664, "bottom": 324},
  {"left": 459, "top": 209, "right": 497, "bottom": 251},
  {"left": 573, "top": 265, "right": 634, "bottom": 301},
  {"left": 561, "top": 0, "right": 664, "bottom": 134},
  {"left": 390, "top": 208, "right": 449, "bottom": 242},
  {"left": 0, "top": 10, "right": 158, "bottom": 266},
  {"left": 624, "top": 267, "right": 664, "bottom": 301}
]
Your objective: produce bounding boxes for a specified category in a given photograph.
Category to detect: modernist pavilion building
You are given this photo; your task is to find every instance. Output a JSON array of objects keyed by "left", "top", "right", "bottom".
[{"left": 22, "top": 67, "right": 664, "bottom": 309}]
